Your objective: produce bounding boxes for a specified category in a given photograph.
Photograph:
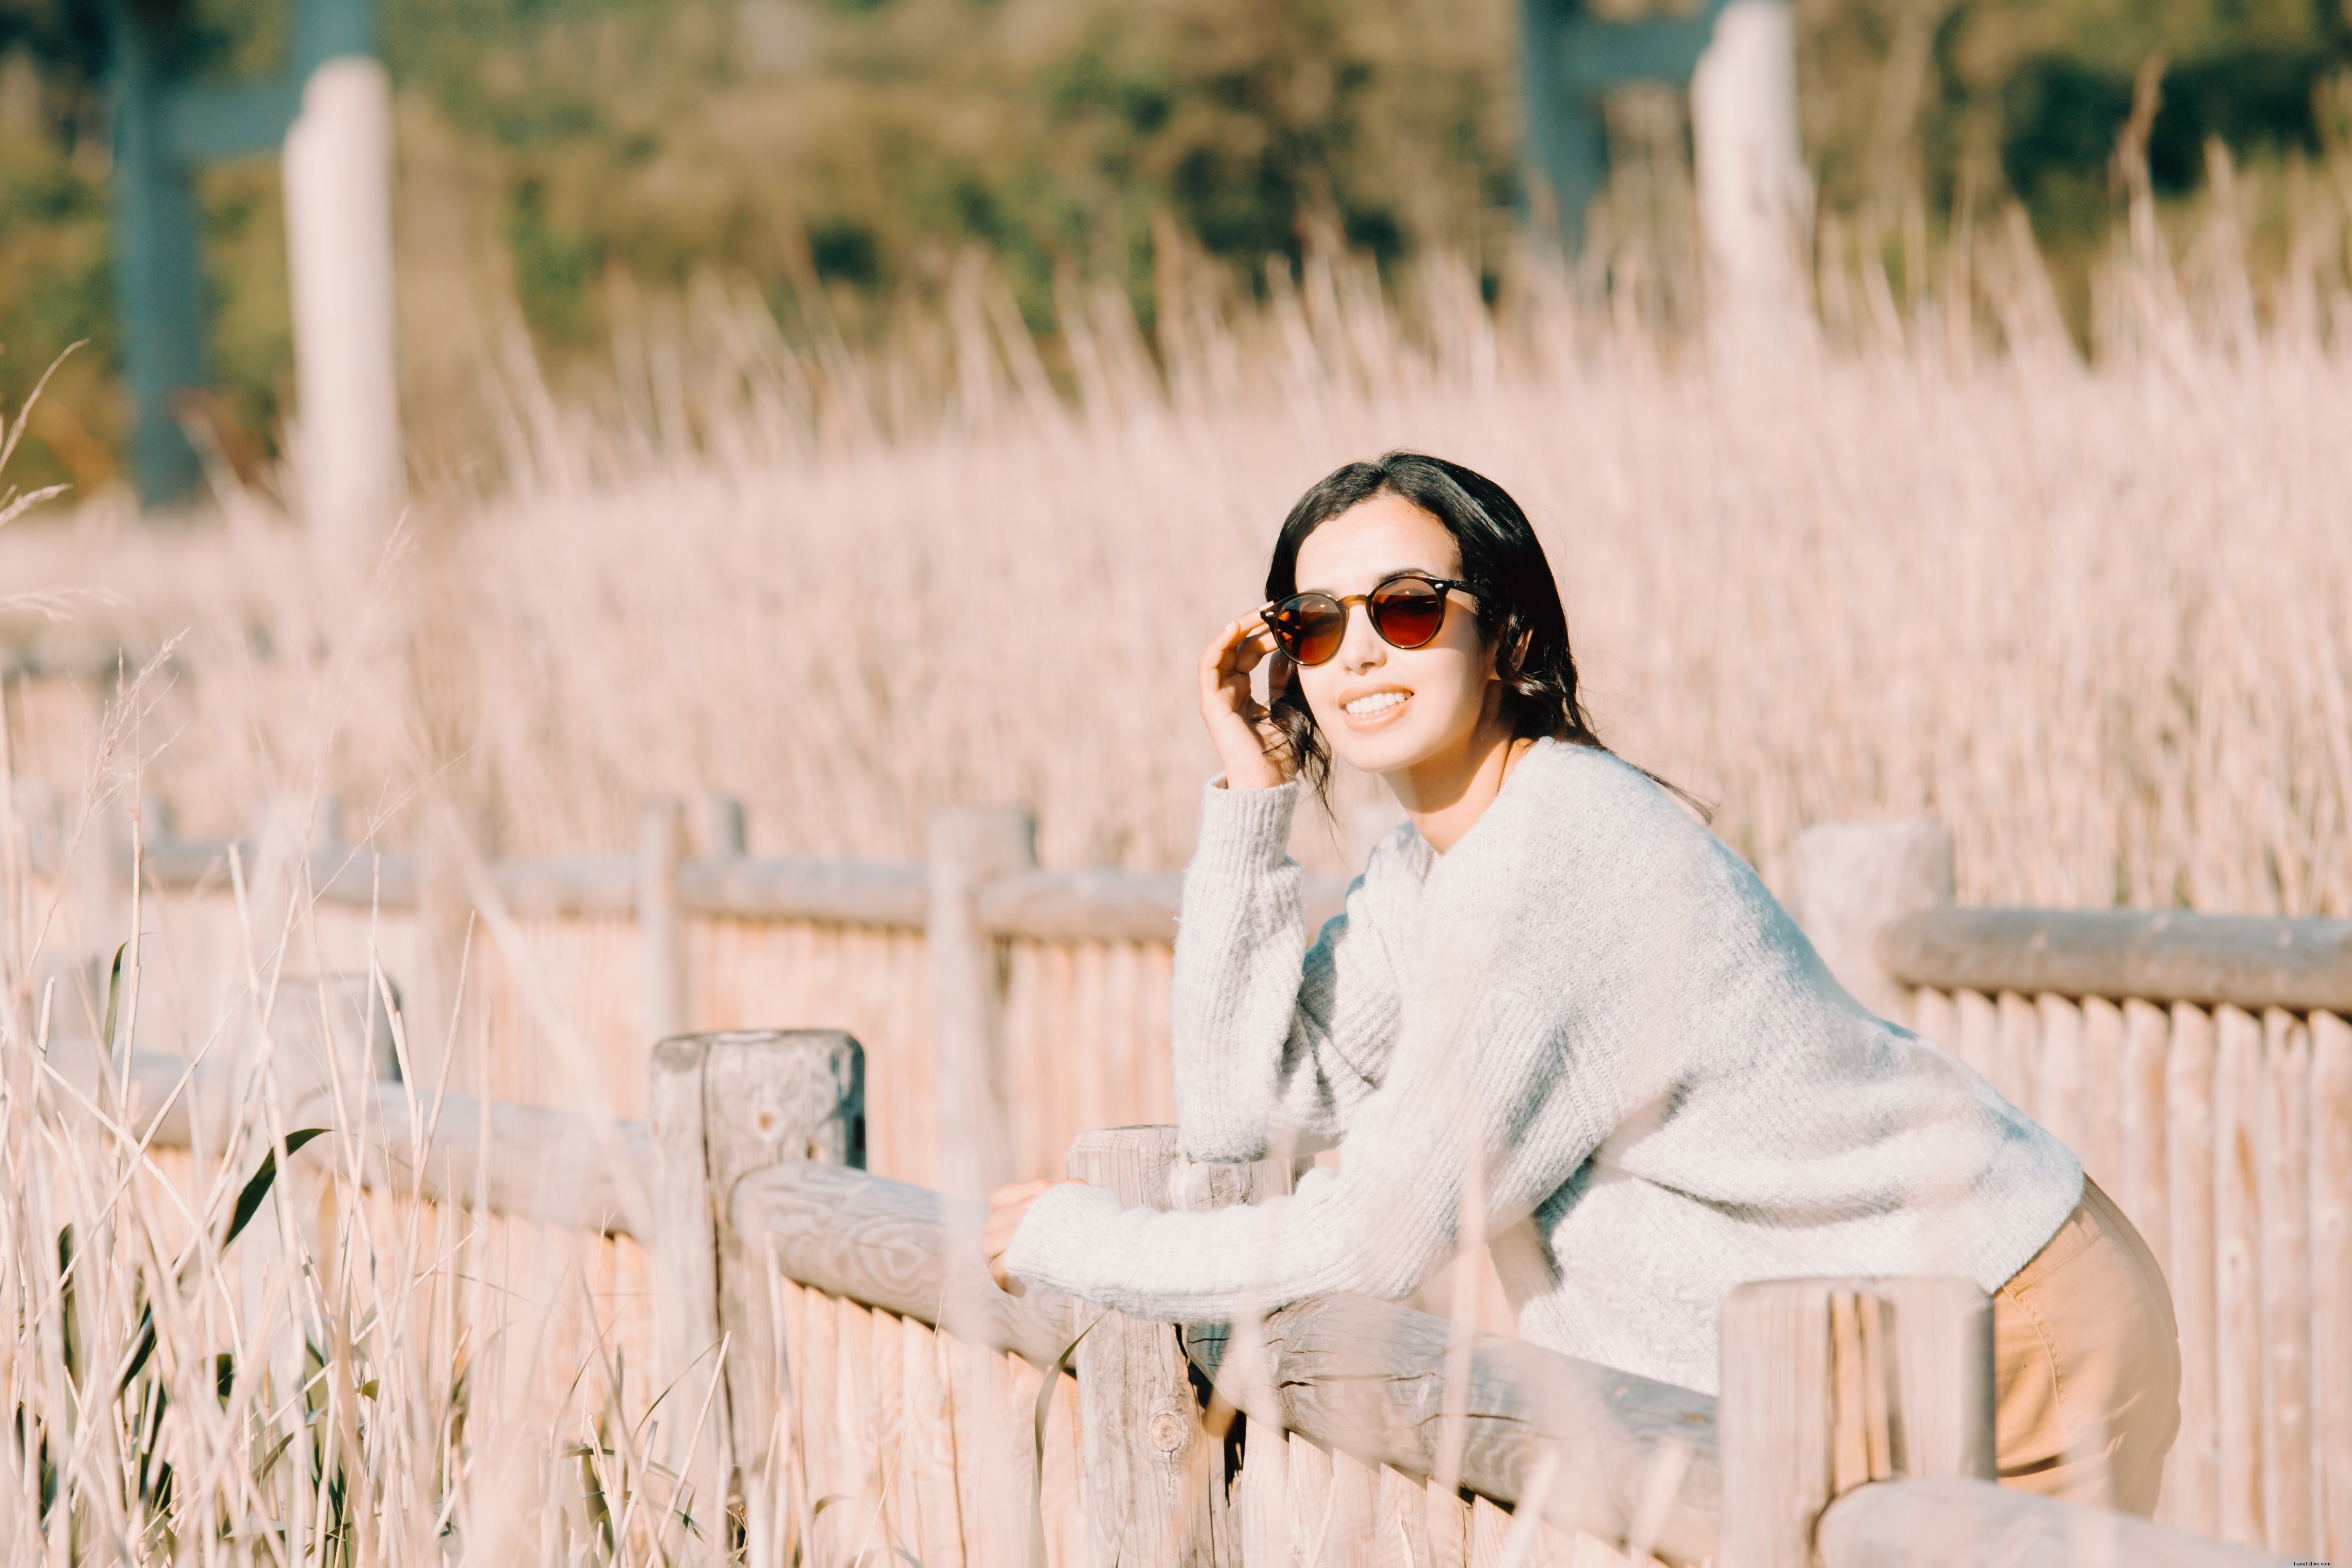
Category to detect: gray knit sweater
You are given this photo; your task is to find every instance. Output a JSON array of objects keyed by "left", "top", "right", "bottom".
[{"left": 1002, "top": 739, "right": 2081, "bottom": 1393}]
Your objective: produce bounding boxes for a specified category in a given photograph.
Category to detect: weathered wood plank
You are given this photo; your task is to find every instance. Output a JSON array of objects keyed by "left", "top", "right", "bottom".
[
  {"left": 1816, "top": 1478, "right": 2289, "bottom": 1567},
  {"left": 2081, "top": 995, "right": 2127, "bottom": 1195},
  {"left": 728, "top": 1159, "right": 1074, "bottom": 1368},
  {"left": 2309, "top": 1011, "right": 2351, "bottom": 1566},
  {"left": 2258, "top": 1010, "right": 2314, "bottom": 1555},
  {"left": 2034, "top": 994, "right": 2084, "bottom": 1156},
  {"left": 2121, "top": 997, "right": 2171, "bottom": 1280},
  {"left": 1187, "top": 1294, "right": 1721, "bottom": 1567},
  {"left": 1881, "top": 907, "right": 2352, "bottom": 1016},
  {"left": 1996, "top": 991, "right": 2040, "bottom": 1122},
  {"left": 2166, "top": 1002, "right": 2222, "bottom": 1535},
  {"left": 2215, "top": 1005, "right": 2266, "bottom": 1546}
]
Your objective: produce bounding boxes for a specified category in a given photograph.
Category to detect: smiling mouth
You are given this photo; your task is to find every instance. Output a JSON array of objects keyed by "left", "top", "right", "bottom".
[{"left": 1341, "top": 690, "right": 1411, "bottom": 725}]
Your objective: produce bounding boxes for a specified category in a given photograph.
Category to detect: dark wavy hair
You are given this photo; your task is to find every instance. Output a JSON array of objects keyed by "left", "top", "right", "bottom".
[{"left": 1266, "top": 451, "right": 1695, "bottom": 814}]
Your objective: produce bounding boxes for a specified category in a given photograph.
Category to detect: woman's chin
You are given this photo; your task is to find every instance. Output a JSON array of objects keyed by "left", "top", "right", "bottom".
[{"left": 1325, "top": 726, "right": 1446, "bottom": 779}]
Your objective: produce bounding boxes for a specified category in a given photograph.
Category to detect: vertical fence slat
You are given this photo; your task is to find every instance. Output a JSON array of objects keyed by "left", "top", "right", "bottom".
[
  {"left": 1235, "top": 1401, "right": 1292, "bottom": 1568},
  {"left": 1912, "top": 986, "right": 1958, "bottom": 1056},
  {"left": 2164, "top": 1001, "right": 2220, "bottom": 1534},
  {"left": 778, "top": 1277, "right": 813, "bottom": 1568},
  {"left": 939, "top": 1327, "right": 992, "bottom": 1568},
  {"left": 1465, "top": 1494, "right": 1511, "bottom": 1568},
  {"left": 2121, "top": 997, "right": 2172, "bottom": 1281},
  {"left": 2311, "top": 1009, "right": 2351, "bottom": 1565},
  {"left": 2081, "top": 995, "right": 2127, "bottom": 1194},
  {"left": 1996, "top": 991, "right": 2039, "bottom": 1119},
  {"left": 2259, "top": 1009, "right": 2314, "bottom": 1555},
  {"left": 799, "top": 1279, "right": 846, "bottom": 1562},
  {"left": 2215, "top": 1003, "right": 2266, "bottom": 1547},
  {"left": 901, "top": 1315, "right": 968, "bottom": 1568},
  {"left": 1953, "top": 988, "right": 2000, "bottom": 1087},
  {"left": 1424, "top": 1477, "right": 1469, "bottom": 1568},
  {"left": 870, "top": 1304, "right": 919, "bottom": 1563},
  {"left": 2035, "top": 994, "right": 2085, "bottom": 1158},
  {"left": 1380, "top": 1464, "right": 1429, "bottom": 1568},
  {"left": 1284, "top": 1435, "right": 1338, "bottom": 1568},
  {"left": 1041, "top": 1361, "right": 1091, "bottom": 1568}
]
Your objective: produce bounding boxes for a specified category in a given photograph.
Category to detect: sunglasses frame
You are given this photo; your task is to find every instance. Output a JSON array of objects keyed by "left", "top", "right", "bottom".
[{"left": 1260, "top": 572, "right": 1476, "bottom": 667}]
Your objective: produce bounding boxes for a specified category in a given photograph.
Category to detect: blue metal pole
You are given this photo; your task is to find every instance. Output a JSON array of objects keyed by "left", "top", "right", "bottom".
[{"left": 105, "top": 0, "right": 209, "bottom": 507}]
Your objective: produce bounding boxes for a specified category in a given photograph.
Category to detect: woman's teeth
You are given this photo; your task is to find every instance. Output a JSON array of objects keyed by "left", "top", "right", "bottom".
[{"left": 1344, "top": 691, "right": 1408, "bottom": 717}]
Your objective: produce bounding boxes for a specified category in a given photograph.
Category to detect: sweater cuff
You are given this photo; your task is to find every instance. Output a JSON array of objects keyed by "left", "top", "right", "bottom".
[
  {"left": 1191, "top": 776, "right": 1300, "bottom": 883},
  {"left": 1002, "top": 1182, "right": 1127, "bottom": 1294}
]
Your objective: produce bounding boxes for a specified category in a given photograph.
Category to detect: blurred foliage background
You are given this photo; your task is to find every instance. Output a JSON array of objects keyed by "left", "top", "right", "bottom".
[{"left": 2, "top": 0, "right": 2347, "bottom": 496}]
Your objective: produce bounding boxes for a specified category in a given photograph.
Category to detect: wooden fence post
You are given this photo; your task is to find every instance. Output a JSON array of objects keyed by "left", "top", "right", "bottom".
[
  {"left": 640, "top": 802, "right": 688, "bottom": 1043},
  {"left": 1719, "top": 1276, "right": 1995, "bottom": 1568},
  {"left": 1065, "top": 1125, "right": 1305, "bottom": 1568},
  {"left": 926, "top": 807, "right": 1034, "bottom": 1201},
  {"left": 650, "top": 1029, "right": 865, "bottom": 1564},
  {"left": 693, "top": 795, "right": 748, "bottom": 861},
  {"left": 1792, "top": 818, "right": 1954, "bottom": 1028}
]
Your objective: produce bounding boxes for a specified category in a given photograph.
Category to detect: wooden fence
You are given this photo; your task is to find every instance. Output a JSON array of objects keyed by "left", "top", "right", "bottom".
[
  {"left": 41, "top": 796, "right": 2350, "bottom": 1562},
  {"left": 90, "top": 1021, "right": 2282, "bottom": 1568}
]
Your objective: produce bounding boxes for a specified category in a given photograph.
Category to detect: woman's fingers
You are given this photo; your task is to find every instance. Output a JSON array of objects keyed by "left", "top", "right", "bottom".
[{"left": 983, "top": 1178, "right": 1074, "bottom": 1293}]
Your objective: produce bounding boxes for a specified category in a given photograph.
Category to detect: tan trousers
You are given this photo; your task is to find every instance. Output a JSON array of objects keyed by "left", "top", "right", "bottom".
[{"left": 1992, "top": 1175, "right": 2182, "bottom": 1515}]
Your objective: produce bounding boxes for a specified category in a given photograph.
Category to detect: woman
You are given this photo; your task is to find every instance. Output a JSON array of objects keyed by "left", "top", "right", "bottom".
[{"left": 984, "top": 452, "right": 2179, "bottom": 1513}]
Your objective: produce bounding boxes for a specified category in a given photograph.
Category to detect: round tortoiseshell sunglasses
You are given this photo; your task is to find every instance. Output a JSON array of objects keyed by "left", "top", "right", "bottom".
[{"left": 1260, "top": 573, "right": 1474, "bottom": 667}]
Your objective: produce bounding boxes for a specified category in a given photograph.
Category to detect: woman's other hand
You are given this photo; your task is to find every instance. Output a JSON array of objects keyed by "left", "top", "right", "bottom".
[
  {"left": 984, "top": 1178, "right": 1084, "bottom": 1295},
  {"left": 1199, "top": 613, "right": 1297, "bottom": 790}
]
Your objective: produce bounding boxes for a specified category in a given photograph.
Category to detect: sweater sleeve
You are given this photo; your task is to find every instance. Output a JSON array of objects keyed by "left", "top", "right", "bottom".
[
  {"left": 1003, "top": 960, "right": 1616, "bottom": 1322},
  {"left": 1168, "top": 779, "right": 1406, "bottom": 1163}
]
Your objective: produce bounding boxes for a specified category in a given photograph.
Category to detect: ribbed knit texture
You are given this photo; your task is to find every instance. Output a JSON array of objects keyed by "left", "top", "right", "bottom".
[{"left": 1003, "top": 739, "right": 2082, "bottom": 1394}]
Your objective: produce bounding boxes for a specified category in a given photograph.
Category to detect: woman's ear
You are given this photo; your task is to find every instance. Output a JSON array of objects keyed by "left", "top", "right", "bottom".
[{"left": 1498, "top": 624, "right": 1533, "bottom": 680}]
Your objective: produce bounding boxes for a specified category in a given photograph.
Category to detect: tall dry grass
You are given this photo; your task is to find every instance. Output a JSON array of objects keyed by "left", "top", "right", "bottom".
[{"left": 70, "top": 160, "right": 2344, "bottom": 913}]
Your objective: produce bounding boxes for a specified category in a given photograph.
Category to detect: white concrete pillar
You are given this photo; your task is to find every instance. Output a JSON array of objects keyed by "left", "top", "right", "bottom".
[
  {"left": 282, "top": 57, "right": 402, "bottom": 553},
  {"left": 1690, "top": 0, "right": 1811, "bottom": 326}
]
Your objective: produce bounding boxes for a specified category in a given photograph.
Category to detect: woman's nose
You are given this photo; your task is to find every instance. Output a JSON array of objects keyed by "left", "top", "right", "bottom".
[{"left": 1339, "top": 608, "right": 1385, "bottom": 671}]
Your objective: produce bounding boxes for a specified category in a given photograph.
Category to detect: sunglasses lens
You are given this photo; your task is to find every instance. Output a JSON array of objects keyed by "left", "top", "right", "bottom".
[
  {"left": 1369, "top": 580, "right": 1448, "bottom": 649},
  {"left": 1268, "top": 596, "right": 1346, "bottom": 665}
]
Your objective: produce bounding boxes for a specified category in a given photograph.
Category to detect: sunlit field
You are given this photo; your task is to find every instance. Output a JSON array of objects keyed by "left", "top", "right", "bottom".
[{"left": 3, "top": 159, "right": 2349, "bottom": 1559}]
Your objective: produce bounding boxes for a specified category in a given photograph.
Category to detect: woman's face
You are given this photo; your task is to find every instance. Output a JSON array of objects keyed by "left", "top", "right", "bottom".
[{"left": 1287, "top": 495, "right": 1501, "bottom": 779}]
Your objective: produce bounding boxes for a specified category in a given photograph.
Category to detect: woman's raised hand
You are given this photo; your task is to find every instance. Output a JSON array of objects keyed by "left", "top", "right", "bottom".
[{"left": 1199, "top": 613, "right": 1298, "bottom": 790}]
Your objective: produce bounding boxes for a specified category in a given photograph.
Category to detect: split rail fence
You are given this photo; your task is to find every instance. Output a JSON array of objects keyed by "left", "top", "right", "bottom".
[{"left": 36, "top": 796, "right": 2351, "bottom": 1563}]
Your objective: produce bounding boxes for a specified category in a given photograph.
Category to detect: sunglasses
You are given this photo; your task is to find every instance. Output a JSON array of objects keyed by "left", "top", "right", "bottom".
[{"left": 1260, "top": 573, "right": 1474, "bottom": 667}]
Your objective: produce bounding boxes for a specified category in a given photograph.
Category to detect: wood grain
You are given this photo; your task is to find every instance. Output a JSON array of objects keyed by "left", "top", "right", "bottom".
[
  {"left": 2308, "top": 1011, "right": 2350, "bottom": 1566},
  {"left": 2165, "top": 1002, "right": 2221, "bottom": 1534},
  {"left": 1188, "top": 1293, "right": 1720, "bottom": 1567},
  {"left": 2080, "top": 995, "right": 2127, "bottom": 1193},
  {"left": 728, "top": 1159, "right": 1075, "bottom": 1368},
  {"left": 2121, "top": 998, "right": 2171, "bottom": 1279},
  {"left": 2257, "top": 1010, "right": 2313, "bottom": 1555},
  {"left": 2215, "top": 1005, "right": 2266, "bottom": 1547},
  {"left": 2034, "top": 994, "right": 2085, "bottom": 1156},
  {"left": 1996, "top": 991, "right": 2040, "bottom": 1122}
]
